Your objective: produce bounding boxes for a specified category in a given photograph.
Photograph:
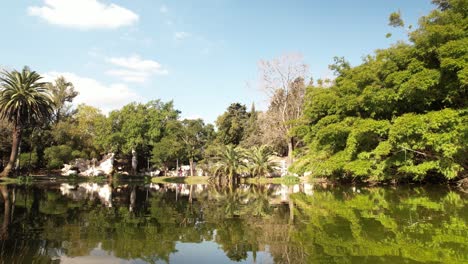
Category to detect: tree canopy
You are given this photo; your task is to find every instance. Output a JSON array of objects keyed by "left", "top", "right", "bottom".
[{"left": 291, "top": 0, "right": 467, "bottom": 182}]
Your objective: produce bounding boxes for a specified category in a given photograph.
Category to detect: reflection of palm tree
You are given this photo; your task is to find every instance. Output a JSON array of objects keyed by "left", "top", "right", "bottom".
[
  {"left": 245, "top": 186, "right": 272, "bottom": 217},
  {"left": 209, "top": 187, "right": 245, "bottom": 217},
  {"left": 207, "top": 185, "right": 275, "bottom": 218},
  {"left": 0, "top": 186, "right": 10, "bottom": 240},
  {"left": 213, "top": 145, "right": 247, "bottom": 185}
]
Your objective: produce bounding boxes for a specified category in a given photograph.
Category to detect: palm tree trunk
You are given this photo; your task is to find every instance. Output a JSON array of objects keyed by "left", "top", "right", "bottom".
[{"left": 0, "top": 126, "right": 22, "bottom": 178}]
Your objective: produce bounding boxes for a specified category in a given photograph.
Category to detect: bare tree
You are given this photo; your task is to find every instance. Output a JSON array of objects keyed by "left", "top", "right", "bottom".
[{"left": 258, "top": 53, "right": 309, "bottom": 165}]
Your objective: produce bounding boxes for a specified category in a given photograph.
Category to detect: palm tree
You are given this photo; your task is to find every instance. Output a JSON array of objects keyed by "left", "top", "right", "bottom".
[
  {"left": 247, "top": 145, "right": 278, "bottom": 178},
  {"left": 0, "top": 67, "right": 54, "bottom": 177},
  {"left": 213, "top": 145, "right": 247, "bottom": 184}
]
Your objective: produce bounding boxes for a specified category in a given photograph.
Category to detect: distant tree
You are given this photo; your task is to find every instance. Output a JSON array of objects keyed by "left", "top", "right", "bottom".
[
  {"left": 48, "top": 76, "right": 78, "bottom": 123},
  {"left": 179, "top": 119, "right": 212, "bottom": 176},
  {"left": 95, "top": 100, "right": 180, "bottom": 171},
  {"left": 151, "top": 136, "right": 182, "bottom": 175},
  {"left": 151, "top": 120, "right": 183, "bottom": 175},
  {"left": 0, "top": 67, "right": 54, "bottom": 177},
  {"left": 258, "top": 54, "right": 308, "bottom": 164},
  {"left": 240, "top": 103, "right": 263, "bottom": 148},
  {"left": 216, "top": 103, "right": 249, "bottom": 146}
]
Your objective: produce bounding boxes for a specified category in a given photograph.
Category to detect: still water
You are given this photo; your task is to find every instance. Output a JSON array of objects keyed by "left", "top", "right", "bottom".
[{"left": 0, "top": 182, "right": 466, "bottom": 263}]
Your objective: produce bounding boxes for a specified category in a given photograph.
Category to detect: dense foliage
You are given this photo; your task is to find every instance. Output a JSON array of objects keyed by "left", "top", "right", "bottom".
[{"left": 292, "top": 0, "right": 467, "bottom": 182}]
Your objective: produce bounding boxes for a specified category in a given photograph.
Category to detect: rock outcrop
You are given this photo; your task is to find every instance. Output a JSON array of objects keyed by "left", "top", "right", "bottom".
[{"left": 61, "top": 153, "right": 115, "bottom": 177}]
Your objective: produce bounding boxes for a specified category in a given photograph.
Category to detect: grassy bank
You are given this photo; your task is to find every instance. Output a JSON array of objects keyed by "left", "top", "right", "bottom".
[{"left": 151, "top": 176, "right": 210, "bottom": 185}]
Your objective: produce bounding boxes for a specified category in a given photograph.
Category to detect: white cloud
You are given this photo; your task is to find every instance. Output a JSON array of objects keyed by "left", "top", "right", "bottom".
[
  {"left": 174, "top": 31, "right": 191, "bottom": 40},
  {"left": 43, "top": 72, "right": 142, "bottom": 113},
  {"left": 28, "top": 0, "right": 139, "bottom": 29},
  {"left": 106, "top": 55, "right": 168, "bottom": 83},
  {"left": 160, "top": 5, "right": 168, "bottom": 13}
]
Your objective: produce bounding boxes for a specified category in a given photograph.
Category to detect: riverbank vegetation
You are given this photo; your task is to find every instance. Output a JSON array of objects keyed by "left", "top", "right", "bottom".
[
  {"left": 0, "top": 0, "right": 466, "bottom": 185},
  {"left": 290, "top": 0, "right": 467, "bottom": 183}
]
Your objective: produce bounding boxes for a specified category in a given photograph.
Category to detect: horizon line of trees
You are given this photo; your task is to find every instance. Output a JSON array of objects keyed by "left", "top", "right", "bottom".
[
  {"left": 1, "top": 0, "right": 466, "bottom": 183},
  {"left": 0, "top": 70, "right": 284, "bottom": 179}
]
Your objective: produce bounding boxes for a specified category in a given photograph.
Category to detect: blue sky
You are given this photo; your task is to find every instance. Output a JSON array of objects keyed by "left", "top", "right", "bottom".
[{"left": 0, "top": 0, "right": 433, "bottom": 123}]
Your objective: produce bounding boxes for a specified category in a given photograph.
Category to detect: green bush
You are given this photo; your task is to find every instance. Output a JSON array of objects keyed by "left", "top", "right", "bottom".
[
  {"left": 71, "top": 150, "right": 88, "bottom": 159},
  {"left": 44, "top": 145, "right": 74, "bottom": 169},
  {"left": 18, "top": 152, "right": 38, "bottom": 170}
]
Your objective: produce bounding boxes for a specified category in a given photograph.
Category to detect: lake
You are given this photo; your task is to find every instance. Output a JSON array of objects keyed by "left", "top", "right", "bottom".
[{"left": 0, "top": 182, "right": 466, "bottom": 263}]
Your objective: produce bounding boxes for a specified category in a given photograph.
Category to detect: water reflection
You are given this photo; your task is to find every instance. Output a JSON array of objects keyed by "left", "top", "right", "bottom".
[{"left": 0, "top": 182, "right": 466, "bottom": 263}]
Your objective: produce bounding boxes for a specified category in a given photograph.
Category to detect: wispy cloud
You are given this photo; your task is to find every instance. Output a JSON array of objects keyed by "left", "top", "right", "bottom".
[
  {"left": 174, "top": 31, "right": 191, "bottom": 40},
  {"left": 43, "top": 71, "right": 142, "bottom": 113},
  {"left": 28, "top": 0, "right": 139, "bottom": 30},
  {"left": 106, "top": 55, "right": 168, "bottom": 83},
  {"left": 160, "top": 5, "right": 169, "bottom": 14}
]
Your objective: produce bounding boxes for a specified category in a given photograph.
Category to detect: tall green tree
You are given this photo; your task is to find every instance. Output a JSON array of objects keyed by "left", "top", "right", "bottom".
[
  {"left": 240, "top": 103, "right": 263, "bottom": 148},
  {"left": 179, "top": 119, "right": 213, "bottom": 176},
  {"left": 151, "top": 120, "right": 183, "bottom": 175},
  {"left": 216, "top": 103, "right": 249, "bottom": 146},
  {"left": 0, "top": 67, "right": 54, "bottom": 177},
  {"left": 96, "top": 100, "right": 180, "bottom": 171}
]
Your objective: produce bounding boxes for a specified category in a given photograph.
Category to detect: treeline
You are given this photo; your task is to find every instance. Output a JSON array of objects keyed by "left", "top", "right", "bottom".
[
  {"left": 0, "top": 76, "right": 289, "bottom": 177},
  {"left": 0, "top": 61, "right": 304, "bottom": 178},
  {"left": 1, "top": 0, "right": 466, "bottom": 183},
  {"left": 291, "top": 0, "right": 467, "bottom": 182}
]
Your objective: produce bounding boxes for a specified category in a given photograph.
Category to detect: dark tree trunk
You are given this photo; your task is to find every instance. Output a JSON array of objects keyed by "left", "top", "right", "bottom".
[{"left": 0, "top": 126, "right": 22, "bottom": 178}]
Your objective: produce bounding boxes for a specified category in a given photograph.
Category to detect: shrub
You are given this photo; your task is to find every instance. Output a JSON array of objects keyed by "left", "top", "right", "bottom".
[
  {"left": 18, "top": 152, "right": 38, "bottom": 170},
  {"left": 44, "top": 145, "right": 74, "bottom": 169}
]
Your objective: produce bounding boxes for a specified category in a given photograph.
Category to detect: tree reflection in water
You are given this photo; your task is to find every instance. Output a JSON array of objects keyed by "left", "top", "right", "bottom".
[{"left": 0, "top": 182, "right": 466, "bottom": 263}]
